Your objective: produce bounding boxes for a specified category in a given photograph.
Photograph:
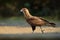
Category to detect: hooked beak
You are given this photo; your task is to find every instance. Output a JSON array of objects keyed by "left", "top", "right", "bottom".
[
  {"left": 20, "top": 9, "right": 23, "bottom": 12},
  {"left": 20, "top": 9, "right": 23, "bottom": 14}
]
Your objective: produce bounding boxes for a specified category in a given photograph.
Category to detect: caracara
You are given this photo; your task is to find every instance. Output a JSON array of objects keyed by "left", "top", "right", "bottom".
[{"left": 20, "top": 8, "right": 56, "bottom": 33}]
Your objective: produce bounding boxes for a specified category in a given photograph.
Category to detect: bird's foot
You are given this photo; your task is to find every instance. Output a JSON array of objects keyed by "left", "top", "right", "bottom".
[
  {"left": 32, "top": 31, "right": 34, "bottom": 33},
  {"left": 41, "top": 30, "right": 44, "bottom": 34}
]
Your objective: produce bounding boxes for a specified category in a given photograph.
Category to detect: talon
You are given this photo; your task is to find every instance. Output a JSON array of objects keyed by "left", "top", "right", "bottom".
[
  {"left": 32, "top": 31, "right": 34, "bottom": 33},
  {"left": 41, "top": 30, "right": 44, "bottom": 34}
]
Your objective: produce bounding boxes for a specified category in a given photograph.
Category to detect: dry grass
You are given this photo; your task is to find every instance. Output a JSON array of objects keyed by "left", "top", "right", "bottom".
[{"left": 0, "top": 26, "right": 60, "bottom": 34}]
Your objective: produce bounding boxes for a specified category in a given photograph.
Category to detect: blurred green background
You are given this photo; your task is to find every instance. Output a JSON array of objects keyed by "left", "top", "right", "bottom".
[{"left": 0, "top": 0, "right": 60, "bottom": 26}]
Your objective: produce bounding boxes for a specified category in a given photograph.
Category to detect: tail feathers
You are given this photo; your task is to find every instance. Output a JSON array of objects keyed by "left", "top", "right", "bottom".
[{"left": 49, "top": 23, "right": 56, "bottom": 27}]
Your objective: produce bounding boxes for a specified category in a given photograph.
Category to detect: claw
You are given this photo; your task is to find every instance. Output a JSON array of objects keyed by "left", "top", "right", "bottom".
[{"left": 41, "top": 30, "right": 44, "bottom": 34}]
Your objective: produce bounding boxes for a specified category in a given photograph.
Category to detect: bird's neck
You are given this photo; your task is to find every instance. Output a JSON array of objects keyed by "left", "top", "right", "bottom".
[{"left": 23, "top": 10, "right": 32, "bottom": 19}]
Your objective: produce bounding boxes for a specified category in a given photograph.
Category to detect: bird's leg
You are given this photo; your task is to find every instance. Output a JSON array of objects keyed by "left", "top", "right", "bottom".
[
  {"left": 31, "top": 26, "right": 36, "bottom": 33},
  {"left": 40, "top": 26, "right": 44, "bottom": 34}
]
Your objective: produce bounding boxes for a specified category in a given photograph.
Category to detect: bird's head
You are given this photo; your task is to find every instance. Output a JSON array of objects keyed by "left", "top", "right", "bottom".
[
  {"left": 20, "top": 8, "right": 32, "bottom": 18},
  {"left": 20, "top": 8, "right": 29, "bottom": 13}
]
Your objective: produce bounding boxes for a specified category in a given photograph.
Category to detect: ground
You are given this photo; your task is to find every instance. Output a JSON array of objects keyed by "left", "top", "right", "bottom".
[
  {"left": 0, "top": 26, "right": 60, "bottom": 34},
  {"left": 0, "top": 26, "right": 60, "bottom": 40}
]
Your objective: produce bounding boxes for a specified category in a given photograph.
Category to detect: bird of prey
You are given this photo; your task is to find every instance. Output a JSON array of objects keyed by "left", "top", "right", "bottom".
[{"left": 20, "top": 8, "right": 56, "bottom": 33}]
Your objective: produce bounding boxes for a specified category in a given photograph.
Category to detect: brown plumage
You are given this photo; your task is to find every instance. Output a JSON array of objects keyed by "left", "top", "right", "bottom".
[{"left": 20, "top": 8, "right": 56, "bottom": 33}]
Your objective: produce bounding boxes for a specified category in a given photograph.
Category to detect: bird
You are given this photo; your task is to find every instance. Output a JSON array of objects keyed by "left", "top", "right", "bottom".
[{"left": 20, "top": 8, "right": 56, "bottom": 33}]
